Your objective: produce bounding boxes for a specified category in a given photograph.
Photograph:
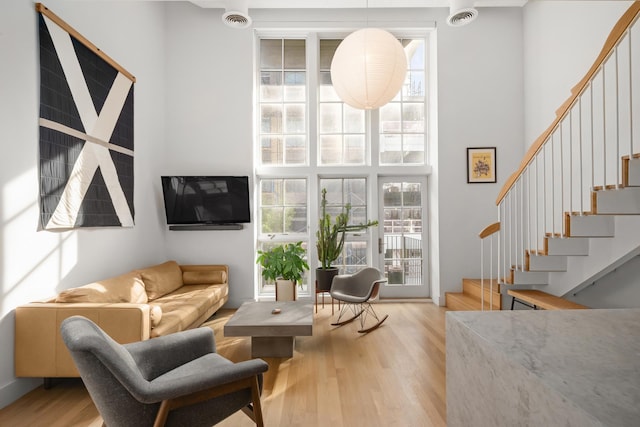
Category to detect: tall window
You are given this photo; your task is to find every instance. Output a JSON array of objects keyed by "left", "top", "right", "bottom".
[
  {"left": 255, "top": 31, "right": 431, "bottom": 298},
  {"left": 318, "top": 40, "right": 366, "bottom": 165},
  {"left": 380, "top": 39, "right": 426, "bottom": 165},
  {"left": 257, "top": 178, "right": 308, "bottom": 295},
  {"left": 259, "top": 39, "right": 307, "bottom": 165}
]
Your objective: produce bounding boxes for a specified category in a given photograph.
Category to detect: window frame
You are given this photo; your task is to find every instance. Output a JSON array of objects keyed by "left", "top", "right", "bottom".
[{"left": 254, "top": 26, "right": 435, "bottom": 300}]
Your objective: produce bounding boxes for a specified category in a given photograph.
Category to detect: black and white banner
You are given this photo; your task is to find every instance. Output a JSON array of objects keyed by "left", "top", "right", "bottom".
[{"left": 38, "top": 7, "right": 135, "bottom": 229}]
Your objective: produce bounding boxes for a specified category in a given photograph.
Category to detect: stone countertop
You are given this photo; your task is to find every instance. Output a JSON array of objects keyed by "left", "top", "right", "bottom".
[{"left": 447, "top": 308, "right": 640, "bottom": 426}]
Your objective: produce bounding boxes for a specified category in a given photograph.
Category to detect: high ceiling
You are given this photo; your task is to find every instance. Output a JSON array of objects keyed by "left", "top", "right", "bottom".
[{"left": 188, "top": 0, "right": 528, "bottom": 9}]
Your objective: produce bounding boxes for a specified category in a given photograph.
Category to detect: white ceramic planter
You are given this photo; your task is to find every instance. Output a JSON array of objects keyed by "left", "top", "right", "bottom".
[{"left": 275, "top": 279, "right": 296, "bottom": 301}]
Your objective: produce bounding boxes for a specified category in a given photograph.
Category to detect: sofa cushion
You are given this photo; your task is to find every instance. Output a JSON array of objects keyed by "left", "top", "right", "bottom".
[
  {"left": 150, "top": 284, "right": 226, "bottom": 337},
  {"left": 138, "top": 261, "right": 183, "bottom": 301},
  {"left": 149, "top": 304, "right": 162, "bottom": 328},
  {"left": 182, "top": 270, "right": 227, "bottom": 285},
  {"left": 55, "top": 271, "right": 148, "bottom": 304}
]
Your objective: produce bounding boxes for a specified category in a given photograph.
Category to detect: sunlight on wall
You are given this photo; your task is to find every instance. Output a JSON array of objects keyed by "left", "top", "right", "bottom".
[{"left": 1, "top": 167, "right": 77, "bottom": 316}]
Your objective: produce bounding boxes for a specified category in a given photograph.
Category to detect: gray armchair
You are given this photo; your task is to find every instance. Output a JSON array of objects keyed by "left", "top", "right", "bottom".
[
  {"left": 60, "top": 315, "right": 268, "bottom": 427},
  {"left": 329, "top": 267, "right": 388, "bottom": 333}
]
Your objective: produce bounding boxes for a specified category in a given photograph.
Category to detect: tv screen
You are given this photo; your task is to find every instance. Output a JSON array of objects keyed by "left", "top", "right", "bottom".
[{"left": 161, "top": 176, "right": 251, "bottom": 225}]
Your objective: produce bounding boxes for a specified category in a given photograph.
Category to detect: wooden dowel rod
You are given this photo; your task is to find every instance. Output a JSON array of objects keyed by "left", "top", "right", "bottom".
[{"left": 36, "top": 3, "right": 136, "bottom": 83}]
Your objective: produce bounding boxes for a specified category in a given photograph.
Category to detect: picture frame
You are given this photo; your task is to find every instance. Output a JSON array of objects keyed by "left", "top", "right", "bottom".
[{"left": 467, "top": 147, "right": 497, "bottom": 183}]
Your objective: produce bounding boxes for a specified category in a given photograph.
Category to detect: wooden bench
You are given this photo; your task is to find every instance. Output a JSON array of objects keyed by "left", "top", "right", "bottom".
[{"left": 507, "top": 289, "right": 589, "bottom": 310}]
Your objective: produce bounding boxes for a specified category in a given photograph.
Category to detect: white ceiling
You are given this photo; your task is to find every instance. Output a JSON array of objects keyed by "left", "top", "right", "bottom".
[{"left": 188, "top": 0, "right": 529, "bottom": 9}]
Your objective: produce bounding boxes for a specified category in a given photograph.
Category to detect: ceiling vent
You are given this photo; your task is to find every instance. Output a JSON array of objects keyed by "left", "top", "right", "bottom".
[
  {"left": 447, "top": 0, "right": 478, "bottom": 27},
  {"left": 222, "top": 0, "right": 252, "bottom": 29}
]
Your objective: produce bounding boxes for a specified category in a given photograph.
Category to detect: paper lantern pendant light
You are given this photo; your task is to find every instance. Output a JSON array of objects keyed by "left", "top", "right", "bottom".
[{"left": 330, "top": 28, "right": 408, "bottom": 110}]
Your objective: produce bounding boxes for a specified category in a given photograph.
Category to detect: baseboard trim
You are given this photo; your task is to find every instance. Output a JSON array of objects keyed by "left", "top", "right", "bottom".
[
  {"left": 377, "top": 298, "right": 434, "bottom": 303},
  {"left": 0, "top": 377, "right": 42, "bottom": 410}
]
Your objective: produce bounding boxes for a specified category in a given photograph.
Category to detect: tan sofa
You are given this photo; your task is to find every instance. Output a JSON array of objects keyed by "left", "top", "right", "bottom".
[{"left": 14, "top": 261, "right": 229, "bottom": 378}]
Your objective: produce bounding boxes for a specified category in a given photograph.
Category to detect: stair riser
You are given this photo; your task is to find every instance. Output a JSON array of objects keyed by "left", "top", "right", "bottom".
[
  {"left": 464, "top": 284, "right": 500, "bottom": 305},
  {"left": 626, "top": 157, "right": 640, "bottom": 186},
  {"left": 569, "top": 215, "right": 614, "bottom": 237},
  {"left": 463, "top": 280, "right": 501, "bottom": 301},
  {"left": 528, "top": 255, "right": 567, "bottom": 272},
  {"left": 445, "top": 296, "right": 475, "bottom": 311},
  {"left": 462, "top": 281, "right": 501, "bottom": 310},
  {"left": 594, "top": 187, "right": 640, "bottom": 214},
  {"left": 512, "top": 270, "right": 548, "bottom": 285},
  {"left": 546, "top": 237, "right": 589, "bottom": 256},
  {"left": 445, "top": 293, "right": 499, "bottom": 311}
]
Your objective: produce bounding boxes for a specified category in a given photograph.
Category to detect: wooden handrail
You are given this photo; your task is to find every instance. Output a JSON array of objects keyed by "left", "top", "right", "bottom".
[
  {"left": 479, "top": 222, "right": 500, "bottom": 239},
  {"left": 36, "top": 3, "right": 136, "bottom": 83},
  {"left": 496, "top": 1, "right": 640, "bottom": 205}
]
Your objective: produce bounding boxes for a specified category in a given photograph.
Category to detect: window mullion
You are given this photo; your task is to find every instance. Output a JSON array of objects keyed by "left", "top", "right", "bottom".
[
  {"left": 370, "top": 108, "right": 380, "bottom": 167},
  {"left": 307, "top": 33, "right": 318, "bottom": 168}
]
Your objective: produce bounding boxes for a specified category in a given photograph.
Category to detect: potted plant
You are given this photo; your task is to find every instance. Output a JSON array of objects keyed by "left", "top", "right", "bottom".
[
  {"left": 256, "top": 241, "right": 309, "bottom": 301},
  {"left": 316, "top": 188, "right": 378, "bottom": 291}
]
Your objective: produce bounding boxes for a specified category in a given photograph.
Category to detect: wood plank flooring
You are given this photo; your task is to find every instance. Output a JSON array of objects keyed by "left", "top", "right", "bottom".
[{"left": 0, "top": 302, "right": 448, "bottom": 427}]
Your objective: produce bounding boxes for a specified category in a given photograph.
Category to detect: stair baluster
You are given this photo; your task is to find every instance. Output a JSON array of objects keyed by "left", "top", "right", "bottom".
[{"left": 490, "top": 3, "right": 640, "bottom": 295}]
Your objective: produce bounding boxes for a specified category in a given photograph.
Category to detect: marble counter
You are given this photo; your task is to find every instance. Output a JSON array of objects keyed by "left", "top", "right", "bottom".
[{"left": 446, "top": 309, "right": 640, "bottom": 427}]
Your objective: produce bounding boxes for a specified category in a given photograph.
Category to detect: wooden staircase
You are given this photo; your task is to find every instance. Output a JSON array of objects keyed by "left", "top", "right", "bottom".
[
  {"left": 445, "top": 278, "right": 501, "bottom": 311},
  {"left": 446, "top": 156, "right": 640, "bottom": 312},
  {"left": 450, "top": 4, "right": 640, "bottom": 312},
  {"left": 505, "top": 157, "right": 640, "bottom": 287},
  {"left": 486, "top": 155, "right": 640, "bottom": 311}
]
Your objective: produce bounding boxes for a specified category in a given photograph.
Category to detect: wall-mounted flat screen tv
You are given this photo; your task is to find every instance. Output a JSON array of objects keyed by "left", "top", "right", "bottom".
[{"left": 161, "top": 176, "right": 251, "bottom": 225}]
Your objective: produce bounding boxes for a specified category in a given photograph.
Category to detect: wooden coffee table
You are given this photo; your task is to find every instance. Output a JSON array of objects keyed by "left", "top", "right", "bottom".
[{"left": 224, "top": 301, "right": 313, "bottom": 358}]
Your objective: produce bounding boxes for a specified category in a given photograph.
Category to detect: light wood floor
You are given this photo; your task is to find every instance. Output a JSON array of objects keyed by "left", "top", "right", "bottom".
[{"left": 0, "top": 302, "right": 448, "bottom": 427}]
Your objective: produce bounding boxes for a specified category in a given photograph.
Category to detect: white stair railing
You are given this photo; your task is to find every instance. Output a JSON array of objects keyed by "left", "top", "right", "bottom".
[
  {"left": 479, "top": 222, "right": 500, "bottom": 311},
  {"left": 488, "top": 4, "right": 640, "bottom": 290}
]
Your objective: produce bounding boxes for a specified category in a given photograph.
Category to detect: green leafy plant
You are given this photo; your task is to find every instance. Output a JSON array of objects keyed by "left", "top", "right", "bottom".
[
  {"left": 316, "top": 188, "right": 378, "bottom": 270},
  {"left": 256, "top": 241, "right": 310, "bottom": 286}
]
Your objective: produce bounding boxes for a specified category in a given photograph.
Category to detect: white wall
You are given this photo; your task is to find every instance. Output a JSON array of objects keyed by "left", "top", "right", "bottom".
[
  {"left": 0, "top": 0, "right": 167, "bottom": 408},
  {"left": 162, "top": 3, "right": 258, "bottom": 306},
  {"left": 436, "top": 7, "right": 524, "bottom": 302},
  {"left": 523, "top": 0, "right": 633, "bottom": 145}
]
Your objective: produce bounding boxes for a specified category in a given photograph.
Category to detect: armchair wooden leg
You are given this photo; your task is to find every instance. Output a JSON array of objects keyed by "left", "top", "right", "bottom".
[
  {"left": 153, "top": 377, "right": 264, "bottom": 427},
  {"left": 153, "top": 400, "right": 170, "bottom": 427},
  {"left": 240, "top": 376, "right": 264, "bottom": 427}
]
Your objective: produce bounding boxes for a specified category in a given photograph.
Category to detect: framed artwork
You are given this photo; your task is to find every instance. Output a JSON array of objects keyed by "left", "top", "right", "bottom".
[{"left": 467, "top": 147, "right": 497, "bottom": 183}]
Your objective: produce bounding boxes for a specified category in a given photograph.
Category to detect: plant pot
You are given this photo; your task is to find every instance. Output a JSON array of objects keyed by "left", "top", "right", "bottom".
[
  {"left": 316, "top": 267, "right": 339, "bottom": 292},
  {"left": 275, "top": 279, "right": 296, "bottom": 301},
  {"left": 388, "top": 267, "right": 403, "bottom": 284}
]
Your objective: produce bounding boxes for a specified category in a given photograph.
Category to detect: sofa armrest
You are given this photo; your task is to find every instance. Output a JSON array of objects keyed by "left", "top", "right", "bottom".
[{"left": 15, "top": 303, "right": 151, "bottom": 378}]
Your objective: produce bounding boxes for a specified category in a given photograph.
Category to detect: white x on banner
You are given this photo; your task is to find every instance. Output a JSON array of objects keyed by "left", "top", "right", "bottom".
[{"left": 42, "top": 14, "right": 134, "bottom": 229}]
